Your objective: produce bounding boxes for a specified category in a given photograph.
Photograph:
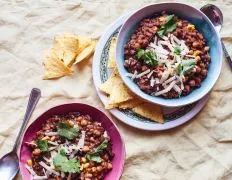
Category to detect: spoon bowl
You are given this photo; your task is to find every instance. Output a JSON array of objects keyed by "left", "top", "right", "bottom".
[
  {"left": 200, "top": 4, "right": 223, "bottom": 32},
  {"left": 201, "top": 4, "right": 232, "bottom": 69},
  {"left": 0, "top": 152, "right": 19, "bottom": 180}
]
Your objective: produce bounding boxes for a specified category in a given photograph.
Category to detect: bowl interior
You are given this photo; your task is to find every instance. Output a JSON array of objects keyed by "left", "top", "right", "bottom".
[
  {"left": 116, "top": 3, "right": 222, "bottom": 107},
  {"left": 19, "top": 103, "right": 125, "bottom": 180}
]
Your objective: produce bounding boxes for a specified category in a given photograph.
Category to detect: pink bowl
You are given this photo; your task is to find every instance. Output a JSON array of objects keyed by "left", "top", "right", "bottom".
[{"left": 19, "top": 103, "right": 125, "bottom": 180}]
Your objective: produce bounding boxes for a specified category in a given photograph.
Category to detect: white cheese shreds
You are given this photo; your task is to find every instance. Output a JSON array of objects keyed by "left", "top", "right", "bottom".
[
  {"left": 61, "top": 172, "right": 65, "bottom": 178},
  {"left": 160, "top": 35, "right": 168, "bottom": 41},
  {"left": 162, "top": 76, "right": 176, "bottom": 86},
  {"left": 136, "top": 69, "right": 151, "bottom": 78},
  {"left": 132, "top": 70, "right": 138, "bottom": 80},
  {"left": 103, "top": 131, "right": 108, "bottom": 138},
  {"left": 39, "top": 161, "right": 60, "bottom": 176},
  {"left": 173, "top": 84, "right": 182, "bottom": 95},
  {"left": 69, "top": 131, "right": 86, "bottom": 159},
  {"left": 44, "top": 132, "right": 58, "bottom": 136},
  {"left": 48, "top": 146, "right": 58, "bottom": 151},
  {"left": 160, "top": 70, "right": 170, "bottom": 83},
  {"left": 47, "top": 141, "right": 59, "bottom": 146},
  {"left": 172, "top": 34, "right": 181, "bottom": 45},
  {"left": 154, "top": 81, "right": 176, "bottom": 96},
  {"left": 43, "top": 157, "right": 51, "bottom": 163},
  {"left": 25, "top": 164, "right": 36, "bottom": 175},
  {"left": 25, "top": 142, "right": 37, "bottom": 147},
  {"left": 185, "top": 55, "right": 195, "bottom": 58},
  {"left": 147, "top": 70, "right": 154, "bottom": 78},
  {"left": 33, "top": 176, "right": 47, "bottom": 180},
  {"left": 150, "top": 77, "right": 155, "bottom": 87},
  {"left": 159, "top": 41, "right": 175, "bottom": 52}
]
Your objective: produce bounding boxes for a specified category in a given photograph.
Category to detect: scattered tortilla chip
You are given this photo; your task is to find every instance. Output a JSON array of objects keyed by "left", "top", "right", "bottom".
[
  {"left": 76, "top": 35, "right": 92, "bottom": 53},
  {"left": 132, "top": 103, "right": 164, "bottom": 123},
  {"left": 99, "top": 69, "right": 122, "bottom": 95},
  {"left": 108, "top": 37, "right": 117, "bottom": 68},
  {"left": 54, "top": 33, "right": 79, "bottom": 67},
  {"left": 74, "top": 41, "right": 96, "bottom": 64},
  {"left": 108, "top": 83, "right": 134, "bottom": 105},
  {"left": 43, "top": 50, "right": 74, "bottom": 80},
  {"left": 118, "top": 99, "right": 144, "bottom": 109}
]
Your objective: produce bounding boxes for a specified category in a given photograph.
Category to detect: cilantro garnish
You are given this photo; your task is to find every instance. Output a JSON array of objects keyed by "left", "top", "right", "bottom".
[
  {"left": 53, "top": 151, "right": 80, "bottom": 173},
  {"left": 37, "top": 139, "right": 48, "bottom": 152},
  {"left": 136, "top": 49, "right": 158, "bottom": 66},
  {"left": 157, "top": 15, "right": 177, "bottom": 36},
  {"left": 175, "top": 59, "right": 196, "bottom": 76},
  {"left": 57, "top": 121, "right": 79, "bottom": 140},
  {"left": 174, "top": 46, "right": 181, "bottom": 56},
  {"left": 86, "top": 140, "right": 108, "bottom": 163}
]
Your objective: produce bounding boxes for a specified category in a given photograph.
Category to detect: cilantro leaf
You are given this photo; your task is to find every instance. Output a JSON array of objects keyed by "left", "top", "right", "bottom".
[
  {"left": 136, "top": 49, "right": 145, "bottom": 59},
  {"left": 157, "top": 15, "right": 177, "bottom": 36},
  {"left": 175, "top": 59, "right": 197, "bottom": 76},
  {"left": 57, "top": 121, "right": 79, "bottom": 140},
  {"left": 53, "top": 151, "right": 80, "bottom": 173},
  {"left": 137, "top": 49, "right": 158, "bottom": 67},
  {"left": 174, "top": 46, "right": 181, "bottom": 56},
  {"left": 86, "top": 154, "right": 102, "bottom": 163},
  {"left": 86, "top": 140, "right": 108, "bottom": 163},
  {"left": 37, "top": 139, "right": 48, "bottom": 152}
]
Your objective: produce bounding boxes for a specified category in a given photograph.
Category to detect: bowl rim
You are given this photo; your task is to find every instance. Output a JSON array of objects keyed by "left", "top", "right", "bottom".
[
  {"left": 116, "top": 2, "right": 223, "bottom": 107},
  {"left": 19, "top": 103, "right": 126, "bottom": 180}
]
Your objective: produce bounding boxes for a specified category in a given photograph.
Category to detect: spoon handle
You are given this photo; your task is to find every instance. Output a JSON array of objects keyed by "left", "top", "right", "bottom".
[
  {"left": 12, "top": 88, "right": 41, "bottom": 152},
  {"left": 221, "top": 41, "right": 232, "bottom": 69}
]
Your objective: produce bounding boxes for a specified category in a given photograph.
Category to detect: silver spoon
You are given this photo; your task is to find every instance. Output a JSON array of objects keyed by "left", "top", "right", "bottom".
[
  {"left": 201, "top": 4, "right": 232, "bottom": 69},
  {"left": 0, "top": 88, "right": 41, "bottom": 180}
]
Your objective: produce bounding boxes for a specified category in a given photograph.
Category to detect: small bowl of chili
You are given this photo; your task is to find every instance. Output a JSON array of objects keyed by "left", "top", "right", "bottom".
[
  {"left": 19, "top": 103, "right": 125, "bottom": 180},
  {"left": 116, "top": 3, "right": 222, "bottom": 107}
]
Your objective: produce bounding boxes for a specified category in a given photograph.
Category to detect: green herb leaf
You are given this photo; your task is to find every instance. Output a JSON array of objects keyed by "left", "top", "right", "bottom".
[
  {"left": 86, "top": 140, "right": 108, "bottom": 163},
  {"left": 175, "top": 59, "right": 197, "bottom": 76},
  {"left": 136, "top": 49, "right": 145, "bottom": 59},
  {"left": 86, "top": 154, "right": 102, "bottom": 163},
  {"left": 53, "top": 151, "right": 81, "bottom": 173},
  {"left": 57, "top": 121, "right": 79, "bottom": 140},
  {"left": 157, "top": 15, "right": 177, "bottom": 36},
  {"left": 137, "top": 50, "right": 158, "bottom": 67},
  {"left": 174, "top": 46, "right": 181, "bottom": 56},
  {"left": 37, "top": 139, "right": 48, "bottom": 152},
  {"left": 60, "top": 149, "right": 66, "bottom": 156}
]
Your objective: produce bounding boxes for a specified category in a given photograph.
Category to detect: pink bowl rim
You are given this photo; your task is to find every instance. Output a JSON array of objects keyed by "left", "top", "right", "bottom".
[{"left": 19, "top": 103, "right": 126, "bottom": 180}]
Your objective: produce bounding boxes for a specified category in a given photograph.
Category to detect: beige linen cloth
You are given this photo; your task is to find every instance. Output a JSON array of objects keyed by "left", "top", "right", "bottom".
[{"left": 0, "top": 0, "right": 232, "bottom": 179}]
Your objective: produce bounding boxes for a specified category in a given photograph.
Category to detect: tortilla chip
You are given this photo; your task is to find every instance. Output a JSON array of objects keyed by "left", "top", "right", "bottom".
[
  {"left": 108, "top": 83, "right": 134, "bottom": 105},
  {"left": 118, "top": 99, "right": 144, "bottom": 109},
  {"left": 76, "top": 35, "right": 92, "bottom": 53},
  {"left": 132, "top": 103, "right": 164, "bottom": 123},
  {"left": 99, "top": 69, "right": 122, "bottom": 95},
  {"left": 74, "top": 41, "right": 96, "bottom": 64},
  {"left": 105, "top": 102, "right": 119, "bottom": 109},
  {"left": 43, "top": 50, "right": 74, "bottom": 80},
  {"left": 54, "top": 33, "right": 79, "bottom": 67},
  {"left": 108, "top": 37, "right": 117, "bottom": 68}
]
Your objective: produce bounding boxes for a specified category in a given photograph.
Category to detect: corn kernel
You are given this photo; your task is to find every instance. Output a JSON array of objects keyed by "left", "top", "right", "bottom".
[
  {"left": 186, "top": 24, "right": 195, "bottom": 31},
  {"left": 27, "top": 159, "right": 32, "bottom": 166},
  {"left": 42, "top": 136, "right": 50, "bottom": 141},
  {"left": 196, "top": 56, "right": 201, "bottom": 61},
  {"left": 81, "top": 157, "right": 87, "bottom": 163},
  {"left": 50, "top": 136, "right": 56, "bottom": 141},
  {"left": 68, "top": 120, "right": 74, "bottom": 126},
  {"left": 83, "top": 163, "right": 90, "bottom": 168},
  {"left": 193, "top": 50, "right": 201, "bottom": 56}
]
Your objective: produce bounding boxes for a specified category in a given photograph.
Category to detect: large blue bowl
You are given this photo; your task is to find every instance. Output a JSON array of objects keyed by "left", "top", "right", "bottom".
[{"left": 116, "top": 3, "right": 222, "bottom": 107}]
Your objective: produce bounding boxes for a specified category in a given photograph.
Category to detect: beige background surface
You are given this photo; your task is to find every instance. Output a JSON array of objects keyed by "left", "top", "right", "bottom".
[{"left": 0, "top": 0, "right": 232, "bottom": 179}]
